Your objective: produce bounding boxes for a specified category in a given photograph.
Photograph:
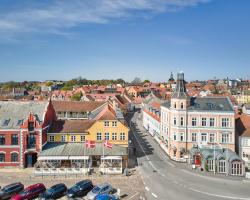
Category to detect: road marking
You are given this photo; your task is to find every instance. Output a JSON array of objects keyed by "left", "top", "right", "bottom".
[
  {"left": 152, "top": 193, "right": 158, "bottom": 198},
  {"left": 126, "top": 192, "right": 140, "bottom": 200},
  {"left": 189, "top": 187, "right": 250, "bottom": 200},
  {"left": 145, "top": 186, "right": 150, "bottom": 191}
]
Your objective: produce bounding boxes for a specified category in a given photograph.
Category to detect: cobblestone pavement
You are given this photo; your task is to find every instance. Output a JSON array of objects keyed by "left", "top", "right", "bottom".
[{"left": 0, "top": 168, "right": 146, "bottom": 200}]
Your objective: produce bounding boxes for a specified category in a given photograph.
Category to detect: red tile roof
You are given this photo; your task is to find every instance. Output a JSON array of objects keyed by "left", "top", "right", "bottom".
[
  {"left": 52, "top": 101, "right": 105, "bottom": 112},
  {"left": 236, "top": 114, "right": 250, "bottom": 137}
]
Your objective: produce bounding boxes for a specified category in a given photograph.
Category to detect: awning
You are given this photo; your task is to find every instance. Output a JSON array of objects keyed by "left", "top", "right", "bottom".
[
  {"left": 101, "top": 156, "right": 122, "bottom": 160},
  {"left": 69, "top": 156, "right": 89, "bottom": 160},
  {"left": 38, "top": 156, "right": 69, "bottom": 161}
]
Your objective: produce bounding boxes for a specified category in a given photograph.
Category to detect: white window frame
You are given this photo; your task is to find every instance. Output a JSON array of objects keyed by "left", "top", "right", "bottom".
[
  {"left": 61, "top": 135, "right": 66, "bottom": 142},
  {"left": 222, "top": 118, "right": 229, "bottom": 127},
  {"left": 112, "top": 121, "right": 117, "bottom": 127},
  {"left": 105, "top": 132, "right": 109, "bottom": 140},
  {"left": 120, "top": 133, "right": 125, "bottom": 140},
  {"left": 201, "top": 133, "right": 207, "bottom": 142},
  {"left": 191, "top": 133, "right": 197, "bottom": 142},
  {"left": 104, "top": 121, "right": 109, "bottom": 127},
  {"left": 202, "top": 118, "right": 206, "bottom": 127},
  {"left": 80, "top": 135, "right": 85, "bottom": 142},
  {"left": 97, "top": 133, "right": 102, "bottom": 141},
  {"left": 71, "top": 135, "right": 76, "bottom": 142},
  {"left": 49, "top": 135, "right": 55, "bottom": 142},
  {"left": 112, "top": 133, "right": 117, "bottom": 140},
  {"left": 192, "top": 118, "right": 197, "bottom": 126}
]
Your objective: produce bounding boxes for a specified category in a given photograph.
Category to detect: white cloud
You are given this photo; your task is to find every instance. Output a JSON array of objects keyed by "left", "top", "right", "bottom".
[{"left": 0, "top": 0, "right": 211, "bottom": 37}]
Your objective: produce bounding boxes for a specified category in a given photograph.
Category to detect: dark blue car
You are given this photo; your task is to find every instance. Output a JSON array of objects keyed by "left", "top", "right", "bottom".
[{"left": 95, "top": 194, "right": 119, "bottom": 200}]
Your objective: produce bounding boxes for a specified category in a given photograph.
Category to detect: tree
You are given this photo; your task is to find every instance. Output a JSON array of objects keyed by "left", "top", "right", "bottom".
[
  {"left": 131, "top": 77, "right": 142, "bottom": 85},
  {"left": 143, "top": 79, "right": 150, "bottom": 84},
  {"left": 71, "top": 92, "right": 83, "bottom": 101},
  {"left": 46, "top": 81, "right": 53, "bottom": 87}
]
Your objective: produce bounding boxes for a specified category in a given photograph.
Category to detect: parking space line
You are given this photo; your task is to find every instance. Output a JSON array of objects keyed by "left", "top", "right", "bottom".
[{"left": 152, "top": 193, "right": 158, "bottom": 198}]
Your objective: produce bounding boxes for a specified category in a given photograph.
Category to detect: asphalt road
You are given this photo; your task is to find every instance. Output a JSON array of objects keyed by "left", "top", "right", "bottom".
[{"left": 127, "top": 111, "right": 250, "bottom": 200}]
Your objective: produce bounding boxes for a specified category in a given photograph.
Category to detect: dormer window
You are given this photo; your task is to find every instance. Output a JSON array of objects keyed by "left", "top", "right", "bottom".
[{"left": 2, "top": 119, "right": 10, "bottom": 126}]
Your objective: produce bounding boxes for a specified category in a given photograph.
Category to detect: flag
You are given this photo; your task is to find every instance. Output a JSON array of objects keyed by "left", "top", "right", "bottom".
[
  {"left": 104, "top": 140, "right": 112, "bottom": 149},
  {"left": 86, "top": 140, "right": 96, "bottom": 148}
]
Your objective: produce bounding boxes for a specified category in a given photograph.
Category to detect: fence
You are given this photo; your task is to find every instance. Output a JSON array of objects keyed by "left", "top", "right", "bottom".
[{"left": 34, "top": 168, "right": 89, "bottom": 176}]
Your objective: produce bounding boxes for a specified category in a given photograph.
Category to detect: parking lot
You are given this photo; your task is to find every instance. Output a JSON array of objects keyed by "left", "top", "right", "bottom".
[{"left": 0, "top": 168, "right": 145, "bottom": 200}]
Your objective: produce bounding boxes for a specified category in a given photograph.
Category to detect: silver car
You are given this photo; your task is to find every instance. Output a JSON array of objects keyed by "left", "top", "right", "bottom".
[{"left": 86, "top": 183, "right": 113, "bottom": 200}]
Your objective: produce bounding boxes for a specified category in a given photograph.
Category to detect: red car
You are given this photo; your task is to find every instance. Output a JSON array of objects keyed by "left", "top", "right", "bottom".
[{"left": 11, "top": 183, "right": 46, "bottom": 200}]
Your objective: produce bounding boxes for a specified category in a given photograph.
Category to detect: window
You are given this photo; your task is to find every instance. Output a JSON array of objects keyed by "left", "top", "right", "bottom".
[
  {"left": 2, "top": 119, "right": 10, "bottom": 126},
  {"left": 180, "top": 117, "right": 184, "bottom": 126},
  {"left": 231, "top": 162, "right": 243, "bottom": 175},
  {"left": 180, "top": 133, "right": 184, "bottom": 141},
  {"left": 105, "top": 133, "right": 109, "bottom": 140},
  {"left": 173, "top": 117, "right": 177, "bottom": 125},
  {"left": 71, "top": 135, "right": 76, "bottom": 142},
  {"left": 243, "top": 139, "right": 249, "bottom": 146},
  {"left": 80, "top": 135, "right": 85, "bottom": 142},
  {"left": 97, "top": 133, "right": 102, "bottom": 141},
  {"left": 0, "top": 153, "right": 5, "bottom": 162},
  {"left": 210, "top": 118, "right": 215, "bottom": 127},
  {"left": 192, "top": 118, "right": 197, "bottom": 126},
  {"left": 201, "top": 133, "right": 207, "bottom": 142},
  {"left": 0, "top": 135, "right": 5, "bottom": 145},
  {"left": 218, "top": 160, "right": 226, "bottom": 173},
  {"left": 181, "top": 102, "right": 184, "bottom": 109},
  {"left": 104, "top": 121, "right": 109, "bottom": 127},
  {"left": 209, "top": 133, "right": 215, "bottom": 143},
  {"left": 120, "top": 133, "right": 125, "bottom": 140},
  {"left": 191, "top": 133, "right": 197, "bottom": 142},
  {"left": 174, "top": 102, "right": 176, "bottom": 108},
  {"left": 222, "top": 118, "right": 229, "bottom": 127},
  {"left": 202, "top": 118, "right": 206, "bottom": 126},
  {"left": 207, "top": 159, "right": 215, "bottom": 171},
  {"left": 11, "top": 134, "right": 18, "bottom": 145},
  {"left": 112, "top": 133, "right": 117, "bottom": 140},
  {"left": 11, "top": 153, "right": 18, "bottom": 162},
  {"left": 49, "top": 135, "right": 55, "bottom": 142},
  {"left": 174, "top": 132, "right": 177, "bottom": 141},
  {"left": 222, "top": 133, "right": 229, "bottom": 143},
  {"left": 112, "top": 121, "right": 117, "bottom": 127},
  {"left": 61, "top": 135, "right": 66, "bottom": 142}
]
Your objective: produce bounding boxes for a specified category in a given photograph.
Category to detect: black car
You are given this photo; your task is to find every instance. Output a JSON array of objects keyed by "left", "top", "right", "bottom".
[
  {"left": 67, "top": 180, "right": 93, "bottom": 198},
  {"left": 0, "top": 183, "right": 24, "bottom": 200},
  {"left": 39, "top": 183, "right": 67, "bottom": 200}
]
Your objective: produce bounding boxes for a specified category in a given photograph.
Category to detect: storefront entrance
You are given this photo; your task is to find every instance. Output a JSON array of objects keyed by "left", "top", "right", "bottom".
[
  {"left": 194, "top": 154, "right": 201, "bottom": 166},
  {"left": 25, "top": 152, "right": 37, "bottom": 167}
]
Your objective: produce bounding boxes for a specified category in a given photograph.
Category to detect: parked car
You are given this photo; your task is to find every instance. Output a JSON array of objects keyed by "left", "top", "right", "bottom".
[
  {"left": 0, "top": 183, "right": 24, "bottom": 200},
  {"left": 39, "top": 183, "right": 67, "bottom": 200},
  {"left": 86, "top": 183, "right": 113, "bottom": 200},
  {"left": 94, "top": 194, "right": 119, "bottom": 200},
  {"left": 11, "top": 183, "right": 46, "bottom": 200},
  {"left": 67, "top": 180, "right": 93, "bottom": 199}
]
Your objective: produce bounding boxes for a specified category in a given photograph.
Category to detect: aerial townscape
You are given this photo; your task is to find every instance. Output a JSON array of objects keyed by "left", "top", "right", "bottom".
[{"left": 0, "top": 1, "right": 250, "bottom": 200}]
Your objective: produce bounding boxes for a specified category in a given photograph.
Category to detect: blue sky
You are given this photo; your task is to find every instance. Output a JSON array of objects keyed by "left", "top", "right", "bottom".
[{"left": 0, "top": 0, "right": 249, "bottom": 82}]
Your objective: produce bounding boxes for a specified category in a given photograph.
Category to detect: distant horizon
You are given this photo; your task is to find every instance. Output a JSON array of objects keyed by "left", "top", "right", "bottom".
[{"left": 0, "top": 1, "right": 249, "bottom": 82}]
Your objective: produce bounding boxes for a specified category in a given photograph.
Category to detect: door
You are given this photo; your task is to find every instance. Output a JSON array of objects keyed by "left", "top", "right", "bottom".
[
  {"left": 27, "top": 154, "right": 33, "bottom": 167},
  {"left": 195, "top": 155, "right": 201, "bottom": 166}
]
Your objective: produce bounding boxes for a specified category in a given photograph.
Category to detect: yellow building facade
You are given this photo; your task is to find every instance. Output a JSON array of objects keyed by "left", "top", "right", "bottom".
[{"left": 47, "top": 119, "right": 129, "bottom": 147}]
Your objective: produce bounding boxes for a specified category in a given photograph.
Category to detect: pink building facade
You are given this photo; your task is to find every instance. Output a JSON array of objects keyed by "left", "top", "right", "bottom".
[{"left": 161, "top": 73, "right": 235, "bottom": 163}]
